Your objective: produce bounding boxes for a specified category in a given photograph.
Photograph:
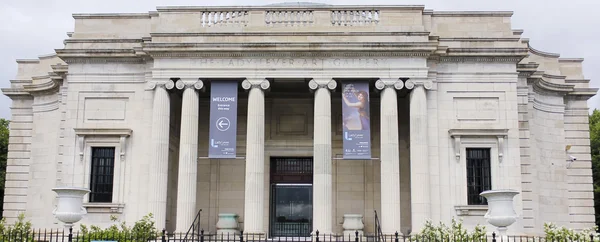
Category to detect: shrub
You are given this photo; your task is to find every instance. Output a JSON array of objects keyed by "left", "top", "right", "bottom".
[
  {"left": 0, "top": 213, "right": 33, "bottom": 242},
  {"left": 412, "top": 218, "right": 487, "bottom": 242},
  {"left": 544, "top": 223, "right": 598, "bottom": 242},
  {"left": 78, "top": 213, "right": 159, "bottom": 241}
]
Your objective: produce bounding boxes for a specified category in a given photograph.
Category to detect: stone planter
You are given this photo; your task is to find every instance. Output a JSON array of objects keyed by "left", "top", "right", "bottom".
[
  {"left": 216, "top": 213, "right": 239, "bottom": 235},
  {"left": 342, "top": 214, "right": 364, "bottom": 238},
  {"left": 480, "top": 190, "right": 519, "bottom": 235},
  {"left": 52, "top": 187, "right": 90, "bottom": 228}
]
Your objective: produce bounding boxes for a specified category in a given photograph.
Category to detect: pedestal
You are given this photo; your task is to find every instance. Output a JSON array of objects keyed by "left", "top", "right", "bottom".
[
  {"left": 342, "top": 214, "right": 364, "bottom": 238},
  {"left": 216, "top": 213, "right": 239, "bottom": 235}
]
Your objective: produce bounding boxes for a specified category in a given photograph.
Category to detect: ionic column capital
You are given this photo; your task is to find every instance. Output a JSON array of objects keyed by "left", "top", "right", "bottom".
[
  {"left": 308, "top": 78, "right": 336, "bottom": 91},
  {"left": 175, "top": 79, "right": 204, "bottom": 91},
  {"left": 242, "top": 78, "right": 270, "bottom": 91},
  {"left": 146, "top": 79, "right": 176, "bottom": 90},
  {"left": 405, "top": 78, "right": 433, "bottom": 90},
  {"left": 375, "top": 78, "right": 404, "bottom": 90}
]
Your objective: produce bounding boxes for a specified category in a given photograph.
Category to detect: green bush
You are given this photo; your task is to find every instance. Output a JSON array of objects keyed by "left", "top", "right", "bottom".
[
  {"left": 544, "top": 223, "right": 598, "bottom": 242},
  {"left": 0, "top": 213, "right": 34, "bottom": 242},
  {"left": 412, "top": 218, "right": 487, "bottom": 242},
  {"left": 78, "top": 213, "right": 159, "bottom": 241}
]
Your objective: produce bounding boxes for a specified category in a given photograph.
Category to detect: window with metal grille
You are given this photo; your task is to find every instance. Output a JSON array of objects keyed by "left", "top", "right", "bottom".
[
  {"left": 466, "top": 148, "right": 491, "bottom": 205},
  {"left": 89, "top": 147, "right": 115, "bottom": 203}
]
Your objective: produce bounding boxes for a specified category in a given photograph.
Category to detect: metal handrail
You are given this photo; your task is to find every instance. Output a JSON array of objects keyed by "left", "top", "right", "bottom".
[
  {"left": 374, "top": 210, "right": 385, "bottom": 242},
  {"left": 183, "top": 209, "right": 203, "bottom": 242}
]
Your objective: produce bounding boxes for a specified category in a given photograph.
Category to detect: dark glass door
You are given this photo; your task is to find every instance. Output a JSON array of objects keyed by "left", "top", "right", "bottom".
[{"left": 270, "top": 184, "right": 312, "bottom": 237}]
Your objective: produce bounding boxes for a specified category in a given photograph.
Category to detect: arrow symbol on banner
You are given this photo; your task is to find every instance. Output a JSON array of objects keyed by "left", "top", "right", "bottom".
[
  {"left": 216, "top": 117, "right": 230, "bottom": 131},
  {"left": 218, "top": 120, "right": 227, "bottom": 128}
]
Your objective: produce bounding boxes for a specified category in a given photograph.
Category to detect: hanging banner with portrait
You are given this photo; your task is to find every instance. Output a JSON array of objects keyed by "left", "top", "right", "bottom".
[
  {"left": 341, "top": 81, "right": 372, "bottom": 159},
  {"left": 208, "top": 81, "right": 238, "bottom": 158}
]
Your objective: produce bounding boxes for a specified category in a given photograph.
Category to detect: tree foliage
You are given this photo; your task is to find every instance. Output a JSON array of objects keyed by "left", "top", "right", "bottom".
[
  {"left": 0, "top": 119, "right": 9, "bottom": 216},
  {"left": 591, "top": 109, "right": 600, "bottom": 228}
]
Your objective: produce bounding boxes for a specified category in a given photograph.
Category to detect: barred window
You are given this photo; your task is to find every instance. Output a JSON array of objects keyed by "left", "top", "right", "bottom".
[
  {"left": 466, "top": 148, "right": 491, "bottom": 205},
  {"left": 89, "top": 147, "right": 115, "bottom": 203}
]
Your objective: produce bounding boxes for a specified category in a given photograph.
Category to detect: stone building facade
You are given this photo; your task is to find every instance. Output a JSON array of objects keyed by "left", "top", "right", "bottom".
[{"left": 2, "top": 3, "right": 597, "bottom": 237}]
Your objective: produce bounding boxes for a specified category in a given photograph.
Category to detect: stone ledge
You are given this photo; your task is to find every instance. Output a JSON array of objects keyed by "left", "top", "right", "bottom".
[
  {"left": 83, "top": 203, "right": 125, "bottom": 214},
  {"left": 454, "top": 205, "right": 488, "bottom": 216}
]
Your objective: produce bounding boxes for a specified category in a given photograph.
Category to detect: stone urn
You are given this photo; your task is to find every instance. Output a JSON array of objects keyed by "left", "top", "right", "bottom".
[
  {"left": 480, "top": 190, "right": 519, "bottom": 235},
  {"left": 342, "top": 214, "right": 364, "bottom": 238},
  {"left": 216, "top": 213, "right": 239, "bottom": 236},
  {"left": 52, "top": 187, "right": 90, "bottom": 228}
]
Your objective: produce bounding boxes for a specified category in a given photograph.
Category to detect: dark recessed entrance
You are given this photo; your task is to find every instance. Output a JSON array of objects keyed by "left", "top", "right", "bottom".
[{"left": 269, "top": 157, "right": 313, "bottom": 238}]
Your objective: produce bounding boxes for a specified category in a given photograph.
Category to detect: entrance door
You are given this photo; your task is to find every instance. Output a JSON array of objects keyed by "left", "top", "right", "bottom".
[{"left": 269, "top": 157, "right": 313, "bottom": 237}]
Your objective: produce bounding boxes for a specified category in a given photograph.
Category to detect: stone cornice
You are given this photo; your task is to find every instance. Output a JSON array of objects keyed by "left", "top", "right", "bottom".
[
  {"left": 74, "top": 128, "right": 132, "bottom": 137},
  {"left": 438, "top": 56, "right": 524, "bottom": 63},
  {"left": 528, "top": 45, "right": 560, "bottom": 58},
  {"left": 64, "top": 39, "right": 144, "bottom": 44},
  {"left": 72, "top": 13, "right": 150, "bottom": 19},
  {"left": 156, "top": 5, "right": 426, "bottom": 12},
  {"left": 530, "top": 77, "right": 574, "bottom": 94},
  {"left": 565, "top": 79, "right": 590, "bottom": 84},
  {"left": 558, "top": 58, "right": 584, "bottom": 63},
  {"left": 566, "top": 88, "right": 598, "bottom": 99},
  {"left": 147, "top": 51, "right": 431, "bottom": 58},
  {"left": 150, "top": 32, "right": 431, "bottom": 37},
  {"left": 55, "top": 49, "right": 145, "bottom": 64},
  {"left": 22, "top": 79, "right": 61, "bottom": 95},
  {"left": 142, "top": 42, "right": 438, "bottom": 57},
  {"left": 1, "top": 88, "right": 31, "bottom": 98},
  {"left": 431, "top": 11, "right": 513, "bottom": 17},
  {"left": 438, "top": 37, "right": 522, "bottom": 42},
  {"left": 445, "top": 47, "right": 528, "bottom": 57}
]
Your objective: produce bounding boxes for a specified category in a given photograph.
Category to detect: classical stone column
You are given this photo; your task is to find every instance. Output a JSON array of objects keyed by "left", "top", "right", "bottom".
[
  {"left": 374, "top": 79, "right": 404, "bottom": 235},
  {"left": 241, "top": 78, "right": 270, "bottom": 234},
  {"left": 405, "top": 79, "right": 432, "bottom": 232},
  {"left": 308, "top": 78, "right": 337, "bottom": 235},
  {"left": 148, "top": 79, "right": 175, "bottom": 230},
  {"left": 175, "top": 79, "right": 204, "bottom": 232}
]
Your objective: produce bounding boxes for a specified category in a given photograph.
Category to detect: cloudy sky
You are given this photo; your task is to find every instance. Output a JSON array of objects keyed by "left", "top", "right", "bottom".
[{"left": 0, "top": 0, "right": 598, "bottom": 119}]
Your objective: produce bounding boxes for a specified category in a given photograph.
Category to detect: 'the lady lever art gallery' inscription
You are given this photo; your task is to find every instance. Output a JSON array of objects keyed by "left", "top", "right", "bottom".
[{"left": 191, "top": 58, "right": 387, "bottom": 68}]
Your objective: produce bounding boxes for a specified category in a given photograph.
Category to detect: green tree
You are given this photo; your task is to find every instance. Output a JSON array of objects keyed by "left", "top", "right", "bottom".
[
  {"left": 590, "top": 109, "right": 600, "bottom": 227},
  {"left": 0, "top": 119, "right": 8, "bottom": 217}
]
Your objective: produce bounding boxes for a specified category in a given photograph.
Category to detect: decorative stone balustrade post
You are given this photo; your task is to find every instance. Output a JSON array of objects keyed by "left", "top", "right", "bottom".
[
  {"left": 375, "top": 78, "right": 404, "bottom": 234},
  {"left": 175, "top": 79, "right": 204, "bottom": 232},
  {"left": 308, "top": 78, "right": 336, "bottom": 235},
  {"left": 241, "top": 78, "right": 270, "bottom": 234}
]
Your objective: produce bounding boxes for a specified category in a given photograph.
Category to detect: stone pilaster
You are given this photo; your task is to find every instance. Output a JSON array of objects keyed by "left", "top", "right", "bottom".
[
  {"left": 148, "top": 79, "right": 175, "bottom": 230},
  {"left": 405, "top": 79, "right": 433, "bottom": 232},
  {"left": 308, "top": 78, "right": 337, "bottom": 235},
  {"left": 374, "top": 78, "right": 404, "bottom": 234},
  {"left": 175, "top": 79, "right": 204, "bottom": 232},
  {"left": 241, "top": 78, "right": 270, "bottom": 234}
]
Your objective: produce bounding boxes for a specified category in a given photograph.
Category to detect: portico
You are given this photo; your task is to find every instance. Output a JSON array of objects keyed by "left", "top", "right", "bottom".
[{"left": 145, "top": 70, "right": 431, "bottom": 235}]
